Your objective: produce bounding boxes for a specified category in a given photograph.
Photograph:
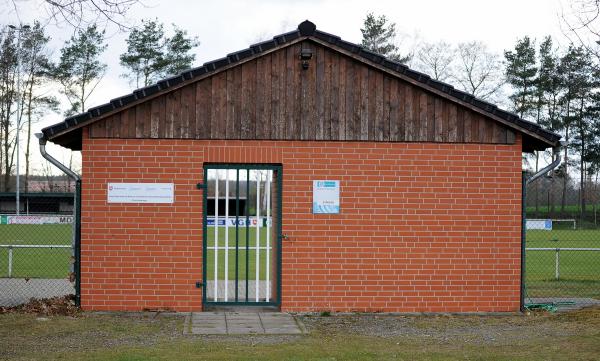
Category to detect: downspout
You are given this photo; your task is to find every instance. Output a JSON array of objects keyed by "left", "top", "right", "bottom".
[
  {"left": 36, "top": 133, "right": 82, "bottom": 307},
  {"left": 521, "top": 143, "right": 563, "bottom": 312},
  {"left": 526, "top": 146, "right": 562, "bottom": 185}
]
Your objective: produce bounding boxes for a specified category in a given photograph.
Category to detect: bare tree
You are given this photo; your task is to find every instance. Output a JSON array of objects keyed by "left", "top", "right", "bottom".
[
  {"left": 20, "top": 22, "right": 57, "bottom": 192},
  {"left": 413, "top": 40, "right": 455, "bottom": 82},
  {"left": 0, "top": 26, "right": 18, "bottom": 192},
  {"left": 7, "top": 0, "right": 143, "bottom": 31},
  {"left": 453, "top": 41, "right": 505, "bottom": 101},
  {"left": 38, "top": 160, "right": 56, "bottom": 192},
  {"left": 560, "top": 0, "right": 600, "bottom": 61}
]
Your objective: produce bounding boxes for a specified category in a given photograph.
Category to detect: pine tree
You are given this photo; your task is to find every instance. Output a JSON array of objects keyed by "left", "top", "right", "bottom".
[
  {"left": 536, "top": 36, "right": 563, "bottom": 216},
  {"left": 360, "top": 12, "right": 410, "bottom": 64},
  {"left": 504, "top": 36, "right": 537, "bottom": 119},
  {"left": 54, "top": 25, "right": 107, "bottom": 115},
  {"left": 165, "top": 26, "right": 198, "bottom": 76},
  {"left": 537, "top": 37, "right": 562, "bottom": 132},
  {"left": 558, "top": 45, "right": 594, "bottom": 214},
  {"left": 120, "top": 19, "right": 199, "bottom": 88}
]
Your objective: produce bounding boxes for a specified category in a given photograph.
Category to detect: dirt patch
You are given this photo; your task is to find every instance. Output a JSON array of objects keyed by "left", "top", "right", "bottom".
[
  {"left": 298, "top": 307, "right": 600, "bottom": 346},
  {"left": 0, "top": 311, "right": 184, "bottom": 360},
  {"left": 0, "top": 295, "right": 79, "bottom": 317},
  {"left": 1, "top": 308, "right": 599, "bottom": 360}
]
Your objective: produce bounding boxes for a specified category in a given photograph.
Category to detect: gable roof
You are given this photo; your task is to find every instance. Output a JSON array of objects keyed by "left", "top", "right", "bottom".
[{"left": 42, "top": 20, "right": 561, "bottom": 151}]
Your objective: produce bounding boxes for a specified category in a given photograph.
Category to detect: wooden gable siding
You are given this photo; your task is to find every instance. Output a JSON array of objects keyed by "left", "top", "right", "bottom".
[{"left": 89, "top": 41, "right": 515, "bottom": 144}]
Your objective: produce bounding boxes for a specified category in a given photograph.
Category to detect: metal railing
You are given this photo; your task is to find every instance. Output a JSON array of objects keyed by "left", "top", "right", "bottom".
[
  {"left": 0, "top": 244, "right": 71, "bottom": 278},
  {"left": 526, "top": 248, "right": 600, "bottom": 280}
]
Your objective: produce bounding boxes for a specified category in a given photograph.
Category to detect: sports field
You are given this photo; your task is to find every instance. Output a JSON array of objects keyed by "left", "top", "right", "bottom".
[
  {"left": 525, "top": 229, "right": 600, "bottom": 299},
  {"left": 0, "top": 224, "right": 72, "bottom": 279},
  {"left": 1, "top": 224, "right": 598, "bottom": 300}
]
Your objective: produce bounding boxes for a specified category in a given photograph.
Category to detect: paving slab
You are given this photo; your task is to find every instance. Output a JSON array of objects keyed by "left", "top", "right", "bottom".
[{"left": 188, "top": 312, "right": 304, "bottom": 335}]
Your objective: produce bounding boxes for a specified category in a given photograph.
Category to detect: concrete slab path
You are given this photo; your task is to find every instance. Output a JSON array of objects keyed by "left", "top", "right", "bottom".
[{"left": 186, "top": 312, "right": 305, "bottom": 335}]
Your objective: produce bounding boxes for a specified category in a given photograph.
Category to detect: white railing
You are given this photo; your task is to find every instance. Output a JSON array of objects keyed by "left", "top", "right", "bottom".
[
  {"left": 0, "top": 244, "right": 71, "bottom": 278},
  {"left": 526, "top": 247, "right": 600, "bottom": 280}
]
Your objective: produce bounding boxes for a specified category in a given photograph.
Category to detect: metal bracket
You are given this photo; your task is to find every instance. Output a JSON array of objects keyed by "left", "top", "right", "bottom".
[{"left": 196, "top": 183, "right": 207, "bottom": 190}]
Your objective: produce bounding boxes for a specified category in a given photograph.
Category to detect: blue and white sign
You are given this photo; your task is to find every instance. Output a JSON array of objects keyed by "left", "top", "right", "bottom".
[
  {"left": 207, "top": 217, "right": 271, "bottom": 227},
  {"left": 526, "top": 219, "right": 552, "bottom": 231},
  {"left": 313, "top": 180, "right": 340, "bottom": 214}
]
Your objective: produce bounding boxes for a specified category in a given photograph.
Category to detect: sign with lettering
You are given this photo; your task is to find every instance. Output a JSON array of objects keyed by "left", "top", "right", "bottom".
[
  {"left": 0, "top": 215, "right": 73, "bottom": 224},
  {"left": 313, "top": 180, "right": 340, "bottom": 214},
  {"left": 107, "top": 183, "right": 174, "bottom": 203}
]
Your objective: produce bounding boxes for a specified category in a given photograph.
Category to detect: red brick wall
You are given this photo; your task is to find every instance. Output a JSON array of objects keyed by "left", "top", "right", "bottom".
[{"left": 81, "top": 128, "right": 523, "bottom": 312}]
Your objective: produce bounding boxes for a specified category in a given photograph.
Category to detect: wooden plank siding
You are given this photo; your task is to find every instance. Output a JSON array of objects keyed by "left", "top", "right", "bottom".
[{"left": 89, "top": 40, "right": 515, "bottom": 145}]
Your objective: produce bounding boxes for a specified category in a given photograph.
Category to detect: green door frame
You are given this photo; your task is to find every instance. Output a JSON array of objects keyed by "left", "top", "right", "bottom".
[{"left": 202, "top": 163, "right": 282, "bottom": 307}]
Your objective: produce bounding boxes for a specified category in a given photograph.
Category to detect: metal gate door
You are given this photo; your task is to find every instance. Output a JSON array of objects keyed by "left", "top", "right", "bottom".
[{"left": 202, "top": 164, "right": 282, "bottom": 306}]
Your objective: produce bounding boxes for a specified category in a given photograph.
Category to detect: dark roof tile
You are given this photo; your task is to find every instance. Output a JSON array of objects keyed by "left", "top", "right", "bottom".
[
  {"left": 336, "top": 39, "right": 361, "bottom": 53},
  {"left": 250, "top": 39, "right": 277, "bottom": 53},
  {"left": 358, "top": 48, "right": 384, "bottom": 63},
  {"left": 227, "top": 48, "right": 254, "bottom": 62},
  {"left": 313, "top": 30, "right": 341, "bottom": 43}
]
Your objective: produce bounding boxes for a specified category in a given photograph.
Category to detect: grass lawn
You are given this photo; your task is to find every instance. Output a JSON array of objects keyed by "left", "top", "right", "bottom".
[
  {"left": 525, "top": 204, "right": 600, "bottom": 215},
  {"left": 526, "top": 230, "right": 600, "bottom": 299},
  {"left": 205, "top": 226, "right": 273, "bottom": 281},
  {"left": 0, "top": 224, "right": 71, "bottom": 279},
  {"left": 1, "top": 308, "right": 600, "bottom": 360}
]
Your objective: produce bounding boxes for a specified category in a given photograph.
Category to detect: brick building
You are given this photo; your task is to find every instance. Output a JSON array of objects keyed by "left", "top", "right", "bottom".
[{"left": 41, "top": 21, "right": 559, "bottom": 312}]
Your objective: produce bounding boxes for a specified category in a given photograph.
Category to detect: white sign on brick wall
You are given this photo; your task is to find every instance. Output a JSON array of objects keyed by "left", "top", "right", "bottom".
[
  {"left": 313, "top": 180, "right": 340, "bottom": 214},
  {"left": 107, "top": 183, "right": 174, "bottom": 203}
]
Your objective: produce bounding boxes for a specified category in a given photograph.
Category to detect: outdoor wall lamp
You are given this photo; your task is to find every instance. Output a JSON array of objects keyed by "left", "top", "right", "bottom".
[{"left": 300, "top": 48, "right": 313, "bottom": 70}]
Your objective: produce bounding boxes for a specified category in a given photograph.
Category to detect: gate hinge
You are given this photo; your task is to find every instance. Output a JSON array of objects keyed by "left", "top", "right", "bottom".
[{"left": 196, "top": 183, "right": 207, "bottom": 190}]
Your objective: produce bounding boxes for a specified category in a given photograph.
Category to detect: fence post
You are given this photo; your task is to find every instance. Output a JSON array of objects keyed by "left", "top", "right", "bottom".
[
  {"left": 8, "top": 246, "right": 12, "bottom": 278},
  {"left": 520, "top": 172, "right": 526, "bottom": 312},
  {"left": 74, "top": 179, "right": 82, "bottom": 307},
  {"left": 555, "top": 248, "right": 560, "bottom": 280}
]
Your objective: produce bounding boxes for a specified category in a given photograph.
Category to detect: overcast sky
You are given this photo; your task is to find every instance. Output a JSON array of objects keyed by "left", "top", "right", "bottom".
[{"left": 2, "top": 0, "right": 573, "bottom": 171}]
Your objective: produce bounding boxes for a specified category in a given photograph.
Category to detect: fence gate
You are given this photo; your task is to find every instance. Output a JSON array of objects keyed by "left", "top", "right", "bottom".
[{"left": 202, "top": 164, "right": 282, "bottom": 307}]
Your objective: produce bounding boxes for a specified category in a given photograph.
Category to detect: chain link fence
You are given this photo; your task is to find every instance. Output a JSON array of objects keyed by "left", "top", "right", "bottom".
[
  {"left": 525, "top": 177, "right": 600, "bottom": 308},
  {"left": 0, "top": 193, "right": 75, "bottom": 306}
]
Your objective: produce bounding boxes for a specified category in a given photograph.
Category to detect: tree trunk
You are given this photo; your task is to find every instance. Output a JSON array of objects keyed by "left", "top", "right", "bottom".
[
  {"left": 534, "top": 151, "right": 539, "bottom": 215},
  {"left": 561, "top": 125, "right": 569, "bottom": 213},
  {"left": 579, "top": 98, "right": 586, "bottom": 218},
  {"left": 24, "top": 75, "right": 34, "bottom": 193}
]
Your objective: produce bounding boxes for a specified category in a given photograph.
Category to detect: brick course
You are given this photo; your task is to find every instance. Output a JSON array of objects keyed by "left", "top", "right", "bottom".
[{"left": 81, "top": 128, "right": 523, "bottom": 312}]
